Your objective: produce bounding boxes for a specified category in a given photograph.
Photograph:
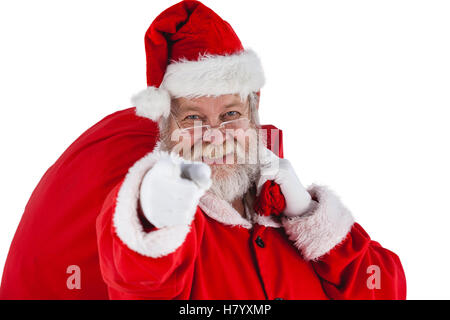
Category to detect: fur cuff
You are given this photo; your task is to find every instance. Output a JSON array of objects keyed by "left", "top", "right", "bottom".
[
  {"left": 281, "top": 184, "right": 355, "bottom": 261},
  {"left": 113, "top": 146, "right": 195, "bottom": 258}
]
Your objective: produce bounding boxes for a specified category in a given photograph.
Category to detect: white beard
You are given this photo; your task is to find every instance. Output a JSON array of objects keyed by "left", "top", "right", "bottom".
[{"left": 208, "top": 162, "right": 259, "bottom": 203}]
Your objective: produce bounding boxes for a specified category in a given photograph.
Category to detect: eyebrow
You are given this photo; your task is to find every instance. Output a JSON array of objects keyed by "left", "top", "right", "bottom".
[
  {"left": 224, "top": 101, "right": 245, "bottom": 108},
  {"left": 171, "top": 103, "right": 200, "bottom": 117},
  {"left": 178, "top": 105, "right": 202, "bottom": 113},
  {"left": 174, "top": 99, "right": 246, "bottom": 116}
]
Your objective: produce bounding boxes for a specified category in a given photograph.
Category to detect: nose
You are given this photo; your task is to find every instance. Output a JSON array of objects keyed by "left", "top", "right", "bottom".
[{"left": 203, "top": 127, "right": 224, "bottom": 145}]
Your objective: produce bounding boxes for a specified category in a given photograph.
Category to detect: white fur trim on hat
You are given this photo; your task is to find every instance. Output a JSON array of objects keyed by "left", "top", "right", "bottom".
[
  {"left": 162, "top": 49, "right": 265, "bottom": 99},
  {"left": 132, "top": 86, "right": 171, "bottom": 121},
  {"left": 113, "top": 145, "right": 197, "bottom": 258},
  {"left": 133, "top": 49, "right": 265, "bottom": 120},
  {"left": 281, "top": 184, "right": 355, "bottom": 261}
]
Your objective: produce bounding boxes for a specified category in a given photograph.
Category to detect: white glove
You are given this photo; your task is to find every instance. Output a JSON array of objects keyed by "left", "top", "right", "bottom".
[
  {"left": 139, "top": 153, "right": 212, "bottom": 228},
  {"left": 257, "top": 148, "right": 313, "bottom": 217}
]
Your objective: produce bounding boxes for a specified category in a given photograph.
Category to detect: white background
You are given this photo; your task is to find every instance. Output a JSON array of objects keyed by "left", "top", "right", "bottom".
[{"left": 1, "top": 0, "right": 449, "bottom": 299}]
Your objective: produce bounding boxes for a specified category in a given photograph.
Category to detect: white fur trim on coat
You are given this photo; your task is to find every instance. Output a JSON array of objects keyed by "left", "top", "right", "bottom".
[
  {"left": 198, "top": 191, "right": 282, "bottom": 229},
  {"left": 133, "top": 49, "right": 265, "bottom": 120},
  {"left": 281, "top": 184, "right": 355, "bottom": 261},
  {"left": 112, "top": 145, "right": 197, "bottom": 258},
  {"left": 252, "top": 214, "right": 282, "bottom": 228},
  {"left": 199, "top": 192, "right": 252, "bottom": 229}
]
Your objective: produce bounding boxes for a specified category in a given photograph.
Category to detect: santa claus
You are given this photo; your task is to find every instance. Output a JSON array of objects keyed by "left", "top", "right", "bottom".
[{"left": 0, "top": 0, "right": 406, "bottom": 300}]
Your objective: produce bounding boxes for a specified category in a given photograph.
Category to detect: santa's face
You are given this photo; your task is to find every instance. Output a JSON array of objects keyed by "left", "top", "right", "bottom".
[{"left": 160, "top": 94, "right": 262, "bottom": 202}]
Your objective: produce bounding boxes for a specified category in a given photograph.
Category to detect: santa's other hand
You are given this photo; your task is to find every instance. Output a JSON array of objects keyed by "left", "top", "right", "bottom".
[{"left": 257, "top": 148, "right": 313, "bottom": 217}]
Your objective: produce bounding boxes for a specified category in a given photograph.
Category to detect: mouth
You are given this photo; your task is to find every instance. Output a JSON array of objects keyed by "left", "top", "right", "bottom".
[{"left": 202, "top": 151, "right": 236, "bottom": 165}]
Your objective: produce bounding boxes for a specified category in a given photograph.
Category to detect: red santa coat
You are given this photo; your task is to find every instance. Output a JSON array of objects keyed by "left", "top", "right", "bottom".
[
  {"left": 0, "top": 108, "right": 406, "bottom": 299},
  {"left": 96, "top": 151, "right": 407, "bottom": 300},
  {"left": 95, "top": 126, "right": 407, "bottom": 300}
]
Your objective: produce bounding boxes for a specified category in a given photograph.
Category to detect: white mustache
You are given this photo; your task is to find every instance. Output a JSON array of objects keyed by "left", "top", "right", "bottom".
[
  {"left": 191, "top": 140, "right": 247, "bottom": 163},
  {"left": 168, "top": 128, "right": 263, "bottom": 165}
]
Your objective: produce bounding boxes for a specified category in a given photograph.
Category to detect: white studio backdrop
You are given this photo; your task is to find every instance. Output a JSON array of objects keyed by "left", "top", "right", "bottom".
[{"left": 0, "top": 0, "right": 449, "bottom": 299}]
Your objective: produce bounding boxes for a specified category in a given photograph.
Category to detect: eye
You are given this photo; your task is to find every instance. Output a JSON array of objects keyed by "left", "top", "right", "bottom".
[
  {"left": 184, "top": 114, "right": 201, "bottom": 121},
  {"left": 222, "top": 111, "right": 241, "bottom": 120}
]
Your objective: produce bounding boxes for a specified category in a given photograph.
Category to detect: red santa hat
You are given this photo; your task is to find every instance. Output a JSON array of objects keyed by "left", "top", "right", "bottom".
[{"left": 132, "top": 0, "right": 265, "bottom": 121}]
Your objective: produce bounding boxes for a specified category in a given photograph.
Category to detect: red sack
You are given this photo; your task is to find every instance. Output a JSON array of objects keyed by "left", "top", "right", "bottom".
[
  {"left": 0, "top": 108, "right": 159, "bottom": 299},
  {"left": 0, "top": 109, "right": 282, "bottom": 300}
]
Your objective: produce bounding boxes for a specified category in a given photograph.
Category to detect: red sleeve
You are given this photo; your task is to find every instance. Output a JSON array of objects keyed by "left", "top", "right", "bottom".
[
  {"left": 311, "top": 223, "right": 407, "bottom": 300},
  {"left": 281, "top": 184, "right": 407, "bottom": 300},
  {"left": 95, "top": 179, "right": 204, "bottom": 300}
]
